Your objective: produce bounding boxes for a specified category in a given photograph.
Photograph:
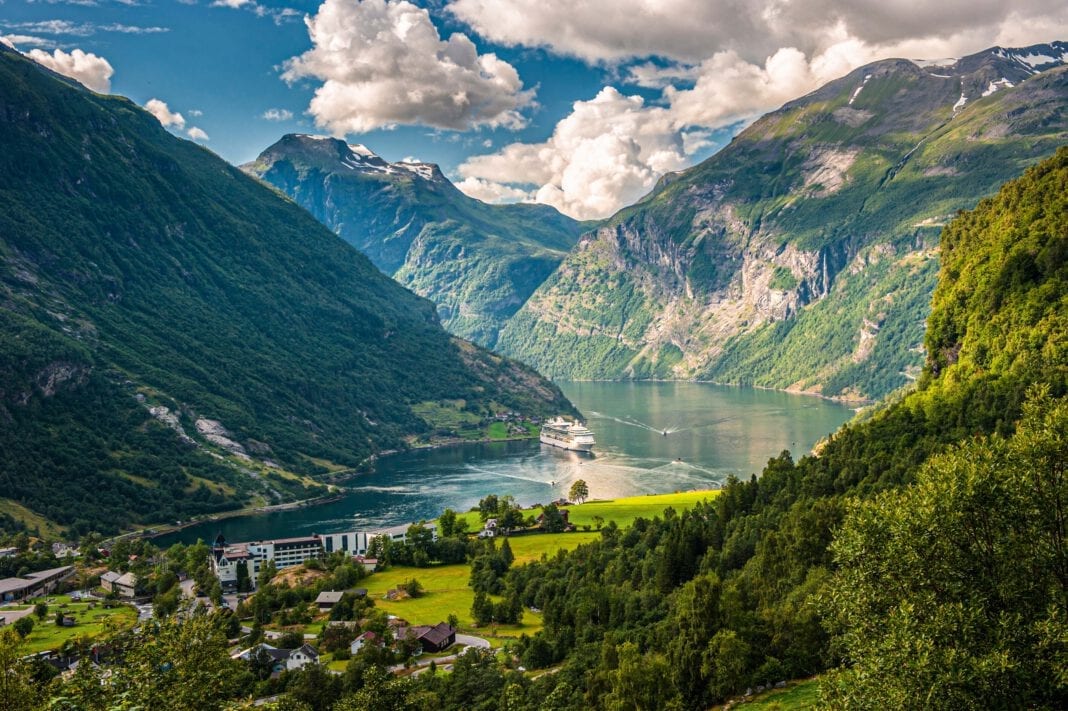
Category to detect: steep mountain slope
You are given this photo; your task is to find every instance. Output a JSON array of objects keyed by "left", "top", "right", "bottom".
[
  {"left": 0, "top": 45, "right": 574, "bottom": 535},
  {"left": 495, "top": 148, "right": 1068, "bottom": 711},
  {"left": 243, "top": 135, "right": 587, "bottom": 347},
  {"left": 497, "top": 42, "right": 1068, "bottom": 400}
]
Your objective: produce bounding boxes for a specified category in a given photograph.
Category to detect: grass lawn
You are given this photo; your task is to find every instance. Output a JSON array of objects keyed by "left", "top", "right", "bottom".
[
  {"left": 358, "top": 564, "right": 544, "bottom": 637},
  {"left": 325, "top": 655, "right": 348, "bottom": 672},
  {"left": 505, "top": 531, "right": 601, "bottom": 563},
  {"left": 352, "top": 492, "right": 718, "bottom": 636},
  {"left": 451, "top": 489, "right": 718, "bottom": 532},
  {"left": 17, "top": 595, "right": 137, "bottom": 654},
  {"left": 725, "top": 678, "right": 821, "bottom": 709},
  {"left": 565, "top": 490, "right": 716, "bottom": 528}
]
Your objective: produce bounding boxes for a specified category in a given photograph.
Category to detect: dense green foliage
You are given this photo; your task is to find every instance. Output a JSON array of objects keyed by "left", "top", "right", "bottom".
[
  {"left": 245, "top": 135, "right": 587, "bottom": 347},
  {"left": 0, "top": 47, "right": 573, "bottom": 534},
  {"left": 474, "top": 147, "right": 1068, "bottom": 707},
  {"left": 499, "top": 50, "right": 1068, "bottom": 400},
  {"left": 822, "top": 391, "right": 1067, "bottom": 709}
]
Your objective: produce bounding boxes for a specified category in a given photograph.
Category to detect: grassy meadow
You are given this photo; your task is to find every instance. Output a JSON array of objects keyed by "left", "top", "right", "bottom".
[{"left": 5, "top": 594, "right": 138, "bottom": 654}]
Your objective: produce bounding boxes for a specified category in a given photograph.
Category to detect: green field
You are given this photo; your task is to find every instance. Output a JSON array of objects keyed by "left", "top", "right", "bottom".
[
  {"left": 356, "top": 528, "right": 608, "bottom": 635},
  {"left": 357, "top": 492, "right": 717, "bottom": 636},
  {"left": 505, "top": 531, "right": 601, "bottom": 563},
  {"left": 451, "top": 489, "right": 718, "bottom": 532},
  {"left": 358, "top": 563, "right": 543, "bottom": 637},
  {"left": 725, "top": 679, "right": 820, "bottom": 710},
  {"left": 7, "top": 595, "right": 138, "bottom": 654}
]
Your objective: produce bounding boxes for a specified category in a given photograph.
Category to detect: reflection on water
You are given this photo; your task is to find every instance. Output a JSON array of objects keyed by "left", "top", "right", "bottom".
[{"left": 158, "top": 382, "right": 852, "bottom": 546}]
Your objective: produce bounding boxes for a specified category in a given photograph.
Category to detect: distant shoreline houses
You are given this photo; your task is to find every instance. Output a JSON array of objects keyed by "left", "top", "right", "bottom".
[{"left": 210, "top": 523, "right": 436, "bottom": 590}]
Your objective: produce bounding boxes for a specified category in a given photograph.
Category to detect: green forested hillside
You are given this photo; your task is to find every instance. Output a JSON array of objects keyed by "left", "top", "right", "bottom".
[
  {"left": 498, "top": 44, "right": 1068, "bottom": 401},
  {"left": 474, "top": 148, "right": 1068, "bottom": 708},
  {"left": 244, "top": 135, "right": 587, "bottom": 347},
  {"left": 0, "top": 46, "right": 574, "bottom": 535}
]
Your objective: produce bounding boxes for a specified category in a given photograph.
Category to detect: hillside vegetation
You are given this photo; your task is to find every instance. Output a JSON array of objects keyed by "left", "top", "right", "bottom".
[
  {"left": 498, "top": 44, "right": 1068, "bottom": 401},
  {"left": 244, "top": 134, "right": 587, "bottom": 347},
  {"left": 0, "top": 46, "right": 574, "bottom": 536},
  {"left": 474, "top": 148, "right": 1068, "bottom": 708}
]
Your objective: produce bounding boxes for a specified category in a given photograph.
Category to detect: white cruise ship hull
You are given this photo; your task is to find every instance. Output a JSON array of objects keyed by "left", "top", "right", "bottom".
[{"left": 540, "top": 432, "right": 595, "bottom": 452}]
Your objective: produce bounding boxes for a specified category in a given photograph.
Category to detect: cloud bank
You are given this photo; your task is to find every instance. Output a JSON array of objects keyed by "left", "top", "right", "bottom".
[
  {"left": 282, "top": 0, "right": 533, "bottom": 134},
  {"left": 26, "top": 47, "right": 113, "bottom": 93},
  {"left": 145, "top": 98, "right": 185, "bottom": 128},
  {"left": 450, "top": 0, "right": 1068, "bottom": 218}
]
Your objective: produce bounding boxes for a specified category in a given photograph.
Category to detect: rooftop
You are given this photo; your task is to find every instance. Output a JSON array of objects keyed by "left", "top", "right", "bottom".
[
  {"left": 315, "top": 591, "right": 344, "bottom": 604},
  {"left": 421, "top": 621, "right": 455, "bottom": 646}
]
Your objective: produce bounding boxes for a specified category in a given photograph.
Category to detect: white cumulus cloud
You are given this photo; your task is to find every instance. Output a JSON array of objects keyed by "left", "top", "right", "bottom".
[
  {"left": 144, "top": 98, "right": 185, "bottom": 129},
  {"left": 448, "top": 0, "right": 1068, "bottom": 65},
  {"left": 459, "top": 87, "right": 701, "bottom": 219},
  {"left": 281, "top": 0, "right": 534, "bottom": 134},
  {"left": 187, "top": 126, "right": 210, "bottom": 141},
  {"left": 262, "top": 108, "right": 293, "bottom": 121},
  {"left": 26, "top": 47, "right": 113, "bottom": 93},
  {"left": 452, "top": 0, "right": 1068, "bottom": 219},
  {"left": 454, "top": 177, "right": 534, "bottom": 204},
  {"left": 1, "top": 34, "right": 56, "bottom": 49}
]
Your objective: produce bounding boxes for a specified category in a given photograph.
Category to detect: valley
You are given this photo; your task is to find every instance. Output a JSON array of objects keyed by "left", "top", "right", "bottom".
[
  {"left": 0, "top": 11, "right": 1065, "bottom": 710},
  {"left": 157, "top": 381, "right": 852, "bottom": 547}
]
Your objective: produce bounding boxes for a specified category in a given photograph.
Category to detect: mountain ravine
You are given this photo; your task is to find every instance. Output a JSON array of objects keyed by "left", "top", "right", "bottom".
[
  {"left": 496, "top": 42, "right": 1068, "bottom": 401},
  {"left": 0, "top": 44, "right": 575, "bottom": 534},
  {"left": 243, "top": 135, "right": 587, "bottom": 348}
]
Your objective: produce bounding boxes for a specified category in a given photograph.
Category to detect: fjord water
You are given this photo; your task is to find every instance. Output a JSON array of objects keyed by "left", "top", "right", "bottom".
[{"left": 162, "top": 382, "right": 852, "bottom": 545}]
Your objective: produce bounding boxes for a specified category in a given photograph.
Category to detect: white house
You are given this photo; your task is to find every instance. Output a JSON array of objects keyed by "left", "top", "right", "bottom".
[
  {"left": 286, "top": 644, "right": 319, "bottom": 671},
  {"left": 233, "top": 643, "right": 319, "bottom": 674},
  {"left": 352, "top": 555, "right": 377, "bottom": 573},
  {"left": 349, "top": 630, "right": 380, "bottom": 655}
]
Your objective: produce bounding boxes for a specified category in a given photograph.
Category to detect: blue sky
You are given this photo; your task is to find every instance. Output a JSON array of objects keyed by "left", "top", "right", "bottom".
[
  {"left": 2, "top": 0, "right": 1064, "bottom": 218},
  {"left": 0, "top": 1, "right": 677, "bottom": 184}
]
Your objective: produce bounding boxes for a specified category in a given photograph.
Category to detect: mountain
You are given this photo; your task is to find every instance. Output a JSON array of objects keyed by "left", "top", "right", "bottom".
[
  {"left": 478, "top": 149, "right": 1068, "bottom": 710},
  {"left": 496, "top": 42, "right": 1068, "bottom": 401},
  {"left": 0, "top": 45, "right": 574, "bottom": 536},
  {"left": 243, "top": 135, "right": 587, "bottom": 348}
]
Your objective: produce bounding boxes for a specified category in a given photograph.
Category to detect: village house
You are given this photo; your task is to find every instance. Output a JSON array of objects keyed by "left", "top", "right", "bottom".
[
  {"left": 286, "top": 644, "right": 319, "bottom": 670},
  {"left": 315, "top": 590, "right": 344, "bottom": 612},
  {"left": 100, "top": 571, "right": 138, "bottom": 598},
  {"left": 536, "top": 508, "right": 572, "bottom": 530},
  {"left": 478, "top": 518, "right": 498, "bottom": 538},
  {"left": 349, "top": 630, "right": 380, "bottom": 655},
  {"left": 395, "top": 621, "right": 457, "bottom": 654},
  {"left": 352, "top": 554, "right": 377, "bottom": 573},
  {"left": 232, "top": 643, "right": 319, "bottom": 675}
]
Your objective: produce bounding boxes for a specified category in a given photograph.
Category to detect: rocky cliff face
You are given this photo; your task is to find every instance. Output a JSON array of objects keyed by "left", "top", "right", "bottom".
[
  {"left": 244, "top": 135, "right": 586, "bottom": 347},
  {"left": 497, "top": 43, "right": 1068, "bottom": 400}
]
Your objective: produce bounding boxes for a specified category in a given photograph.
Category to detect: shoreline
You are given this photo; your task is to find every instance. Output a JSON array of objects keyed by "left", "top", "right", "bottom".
[
  {"left": 554, "top": 377, "right": 876, "bottom": 406},
  {"left": 129, "top": 492, "right": 348, "bottom": 544},
  {"left": 140, "top": 380, "right": 852, "bottom": 544},
  {"left": 142, "top": 433, "right": 544, "bottom": 542}
]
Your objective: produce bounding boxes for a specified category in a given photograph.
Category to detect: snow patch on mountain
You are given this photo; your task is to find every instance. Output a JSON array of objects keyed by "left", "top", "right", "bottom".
[
  {"left": 848, "top": 74, "right": 872, "bottom": 106},
  {"left": 982, "top": 78, "right": 1014, "bottom": 97}
]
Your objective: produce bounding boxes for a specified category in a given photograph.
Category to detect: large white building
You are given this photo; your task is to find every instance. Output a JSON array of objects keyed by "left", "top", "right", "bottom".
[{"left": 211, "top": 524, "right": 436, "bottom": 590}]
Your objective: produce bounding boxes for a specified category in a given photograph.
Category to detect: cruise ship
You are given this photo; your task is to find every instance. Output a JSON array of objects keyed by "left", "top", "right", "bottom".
[{"left": 539, "top": 417, "right": 596, "bottom": 452}]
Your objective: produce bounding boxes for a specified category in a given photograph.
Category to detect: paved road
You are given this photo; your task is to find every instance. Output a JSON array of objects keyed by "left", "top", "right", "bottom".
[{"left": 0, "top": 606, "right": 35, "bottom": 625}]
